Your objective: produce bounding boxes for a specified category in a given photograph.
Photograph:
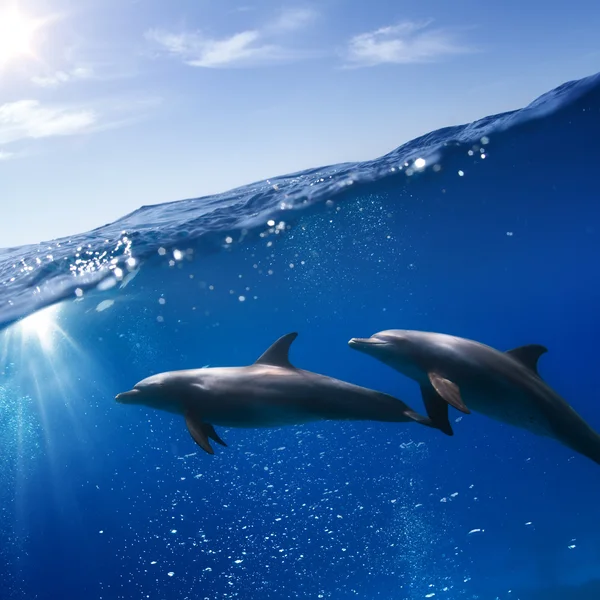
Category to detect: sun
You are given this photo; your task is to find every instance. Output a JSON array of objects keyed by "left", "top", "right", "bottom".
[{"left": 0, "top": 7, "right": 41, "bottom": 64}]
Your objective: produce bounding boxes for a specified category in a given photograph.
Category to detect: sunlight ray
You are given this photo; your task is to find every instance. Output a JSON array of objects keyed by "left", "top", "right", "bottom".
[{"left": 0, "top": 304, "right": 94, "bottom": 477}]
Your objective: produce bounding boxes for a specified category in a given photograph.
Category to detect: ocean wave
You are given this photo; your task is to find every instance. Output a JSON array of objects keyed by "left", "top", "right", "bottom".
[{"left": 1, "top": 71, "right": 599, "bottom": 330}]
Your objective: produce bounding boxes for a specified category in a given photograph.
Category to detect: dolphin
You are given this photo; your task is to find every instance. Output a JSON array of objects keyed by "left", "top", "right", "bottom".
[
  {"left": 115, "top": 332, "right": 437, "bottom": 454},
  {"left": 348, "top": 329, "right": 600, "bottom": 465}
]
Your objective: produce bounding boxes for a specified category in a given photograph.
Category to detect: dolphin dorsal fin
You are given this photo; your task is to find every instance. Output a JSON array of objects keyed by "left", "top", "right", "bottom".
[
  {"left": 255, "top": 332, "right": 298, "bottom": 368},
  {"left": 506, "top": 344, "right": 548, "bottom": 375}
]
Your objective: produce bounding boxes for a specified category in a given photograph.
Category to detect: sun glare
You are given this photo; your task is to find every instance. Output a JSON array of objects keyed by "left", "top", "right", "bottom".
[
  {"left": 17, "top": 304, "right": 62, "bottom": 349},
  {"left": 0, "top": 7, "right": 40, "bottom": 63}
]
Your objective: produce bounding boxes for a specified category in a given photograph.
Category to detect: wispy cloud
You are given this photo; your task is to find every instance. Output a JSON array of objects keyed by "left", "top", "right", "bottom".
[
  {"left": 0, "top": 96, "right": 162, "bottom": 158},
  {"left": 146, "top": 29, "right": 282, "bottom": 68},
  {"left": 31, "top": 66, "right": 94, "bottom": 88},
  {"left": 267, "top": 8, "right": 317, "bottom": 33},
  {"left": 146, "top": 7, "right": 317, "bottom": 68},
  {"left": 0, "top": 100, "right": 97, "bottom": 145},
  {"left": 344, "top": 20, "right": 472, "bottom": 68}
]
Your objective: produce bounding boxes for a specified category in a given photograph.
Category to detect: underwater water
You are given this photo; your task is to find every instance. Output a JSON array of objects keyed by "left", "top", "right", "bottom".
[{"left": 1, "top": 71, "right": 600, "bottom": 600}]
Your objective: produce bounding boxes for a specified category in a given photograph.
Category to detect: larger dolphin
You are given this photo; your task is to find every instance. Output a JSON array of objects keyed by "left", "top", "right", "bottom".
[
  {"left": 116, "top": 332, "right": 437, "bottom": 454},
  {"left": 348, "top": 329, "right": 600, "bottom": 465}
]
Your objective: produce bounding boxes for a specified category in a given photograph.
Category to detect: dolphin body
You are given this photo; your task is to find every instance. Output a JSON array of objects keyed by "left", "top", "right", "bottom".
[
  {"left": 348, "top": 329, "right": 600, "bottom": 465},
  {"left": 115, "top": 332, "right": 436, "bottom": 454}
]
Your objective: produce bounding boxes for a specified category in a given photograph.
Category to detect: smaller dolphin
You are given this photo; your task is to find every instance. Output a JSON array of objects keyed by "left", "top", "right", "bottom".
[
  {"left": 348, "top": 329, "right": 600, "bottom": 465},
  {"left": 116, "top": 332, "right": 436, "bottom": 454}
]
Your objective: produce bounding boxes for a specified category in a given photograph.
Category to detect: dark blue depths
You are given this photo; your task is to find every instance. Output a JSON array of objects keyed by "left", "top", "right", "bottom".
[{"left": 1, "top": 74, "right": 600, "bottom": 600}]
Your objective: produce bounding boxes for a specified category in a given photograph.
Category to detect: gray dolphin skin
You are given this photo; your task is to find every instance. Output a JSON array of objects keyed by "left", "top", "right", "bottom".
[
  {"left": 348, "top": 329, "right": 600, "bottom": 465},
  {"left": 115, "top": 332, "right": 437, "bottom": 454}
]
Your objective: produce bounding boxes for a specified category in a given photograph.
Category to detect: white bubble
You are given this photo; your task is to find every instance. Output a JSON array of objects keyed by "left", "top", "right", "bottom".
[
  {"left": 458, "top": 170, "right": 465, "bottom": 177},
  {"left": 173, "top": 249, "right": 183, "bottom": 260},
  {"left": 414, "top": 157, "right": 426, "bottom": 169}
]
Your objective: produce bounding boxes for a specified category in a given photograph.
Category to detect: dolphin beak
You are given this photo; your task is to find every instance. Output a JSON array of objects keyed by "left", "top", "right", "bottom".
[
  {"left": 115, "top": 389, "right": 140, "bottom": 403},
  {"left": 348, "top": 337, "right": 385, "bottom": 348}
]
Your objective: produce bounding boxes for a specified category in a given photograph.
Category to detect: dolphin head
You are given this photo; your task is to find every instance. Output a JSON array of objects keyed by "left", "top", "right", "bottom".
[
  {"left": 348, "top": 329, "right": 433, "bottom": 381},
  {"left": 116, "top": 371, "right": 194, "bottom": 414}
]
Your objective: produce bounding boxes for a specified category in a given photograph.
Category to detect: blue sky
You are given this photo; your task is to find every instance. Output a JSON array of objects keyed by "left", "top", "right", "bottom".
[{"left": 1, "top": 0, "right": 599, "bottom": 247}]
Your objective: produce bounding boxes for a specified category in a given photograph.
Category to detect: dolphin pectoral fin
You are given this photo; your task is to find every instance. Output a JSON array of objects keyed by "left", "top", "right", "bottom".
[
  {"left": 204, "top": 423, "right": 227, "bottom": 447},
  {"left": 255, "top": 332, "right": 298, "bottom": 369},
  {"left": 505, "top": 344, "right": 548, "bottom": 376},
  {"left": 428, "top": 372, "right": 471, "bottom": 415},
  {"left": 420, "top": 385, "right": 454, "bottom": 436},
  {"left": 185, "top": 412, "right": 214, "bottom": 455}
]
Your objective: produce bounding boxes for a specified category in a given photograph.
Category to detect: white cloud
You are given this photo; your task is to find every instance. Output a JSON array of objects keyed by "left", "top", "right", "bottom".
[
  {"left": 345, "top": 20, "right": 471, "bottom": 68},
  {"left": 0, "top": 100, "right": 97, "bottom": 145},
  {"left": 32, "top": 66, "right": 94, "bottom": 88},
  {"left": 0, "top": 150, "right": 13, "bottom": 160},
  {"left": 148, "top": 28, "right": 289, "bottom": 68},
  {"left": 146, "top": 8, "right": 317, "bottom": 68},
  {"left": 268, "top": 8, "right": 317, "bottom": 33}
]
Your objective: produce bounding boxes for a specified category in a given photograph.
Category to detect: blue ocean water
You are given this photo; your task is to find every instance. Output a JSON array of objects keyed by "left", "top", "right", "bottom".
[{"left": 1, "top": 71, "right": 599, "bottom": 600}]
